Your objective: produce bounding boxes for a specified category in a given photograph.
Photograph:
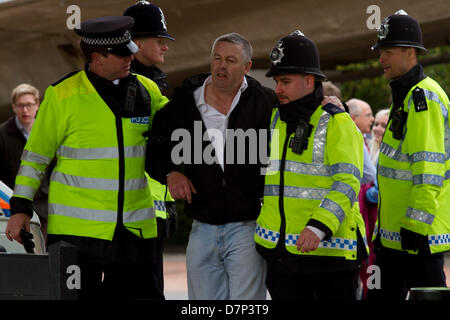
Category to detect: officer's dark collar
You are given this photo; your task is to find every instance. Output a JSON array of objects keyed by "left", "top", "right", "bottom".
[
  {"left": 84, "top": 63, "right": 132, "bottom": 88},
  {"left": 278, "top": 81, "right": 323, "bottom": 123},
  {"left": 390, "top": 63, "right": 425, "bottom": 91},
  {"left": 130, "top": 59, "right": 166, "bottom": 81},
  {"left": 389, "top": 64, "right": 426, "bottom": 109}
]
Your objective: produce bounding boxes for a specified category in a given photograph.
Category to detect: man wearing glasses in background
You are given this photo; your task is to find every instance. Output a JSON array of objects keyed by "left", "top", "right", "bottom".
[{"left": 0, "top": 84, "right": 51, "bottom": 241}]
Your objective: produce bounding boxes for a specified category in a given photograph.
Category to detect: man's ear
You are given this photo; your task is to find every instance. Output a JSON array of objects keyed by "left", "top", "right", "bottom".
[
  {"left": 134, "top": 38, "right": 143, "bottom": 50},
  {"left": 306, "top": 74, "right": 315, "bottom": 89},
  {"left": 244, "top": 60, "right": 252, "bottom": 75},
  {"left": 91, "top": 51, "right": 104, "bottom": 64}
]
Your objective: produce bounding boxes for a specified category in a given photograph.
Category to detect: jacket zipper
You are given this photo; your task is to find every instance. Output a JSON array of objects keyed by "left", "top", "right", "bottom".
[
  {"left": 277, "top": 132, "right": 291, "bottom": 248},
  {"left": 116, "top": 116, "right": 125, "bottom": 227}
]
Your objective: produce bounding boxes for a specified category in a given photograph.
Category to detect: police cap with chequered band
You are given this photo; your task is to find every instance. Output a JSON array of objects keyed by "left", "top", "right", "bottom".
[
  {"left": 266, "top": 30, "right": 326, "bottom": 80},
  {"left": 371, "top": 10, "right": 428, "bottom": 55},
  {"left": 75, "top": 16, "right": 139, "bottom": 56},
  {"left": 123, "top": 1, "right": 174, "bottom": 40}
]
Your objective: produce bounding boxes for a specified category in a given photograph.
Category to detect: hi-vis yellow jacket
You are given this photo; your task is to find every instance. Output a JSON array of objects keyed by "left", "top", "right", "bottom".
[
  {"left": 256, "top": 105, "right": 366, "bottom": 260},
  {"left": 13, "top": 71, "right": 168, "bottom": 240},
  {"left": 377, "top": 77, "right": 450, "bottom": 254}
]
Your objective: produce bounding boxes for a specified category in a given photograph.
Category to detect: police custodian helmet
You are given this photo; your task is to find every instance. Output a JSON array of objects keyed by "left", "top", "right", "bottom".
[
  {"left": 75, "top": 16, "right": 139, "bottom": 56},
  {"left": 123, "top": 1, "right": 174, "bottom": 40},
  {"left": 371, "top": 10, "right": 428, "bottom": 54},
  {"left": 266, "top": 30, "right": 326, "bottom": 80}
]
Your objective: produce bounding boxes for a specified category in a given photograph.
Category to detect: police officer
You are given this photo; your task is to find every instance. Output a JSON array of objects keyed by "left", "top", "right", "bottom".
[
  {"left": 123, "top": 0, "right": 177, "bottom": 296},
  {"left": 5, "top": 16, "right": 169, "bottom": 299},
  {"left": 255, "top": 30, "right": 367, "bottom": 300},
  {"left": 369, "top": 10, "right": 450, "bottom": 299},
  {"left": 124, "top": 1, "right": 174, "bottom": 91}
]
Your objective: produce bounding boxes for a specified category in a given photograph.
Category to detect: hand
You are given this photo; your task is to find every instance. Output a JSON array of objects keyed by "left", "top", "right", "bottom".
[
  {"left": 400, "top": 227, "right": 429, "bottom": 254},
  {"left": 5, "top": 213, "right": 31, "bottom": 245},
  {"left": 167, "top": 171, "right": 197, "bottom": 203},
  {"left": 322, "top": 96, "right": 345, "bottom": 111},
  {"left": 296, "top": 228, "right": 321, "bottom": 253}
]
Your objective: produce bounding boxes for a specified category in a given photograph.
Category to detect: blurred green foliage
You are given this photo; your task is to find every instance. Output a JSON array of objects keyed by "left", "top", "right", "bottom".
[{"left": 339, "top": 45, "right": 450, "bottom": 114}]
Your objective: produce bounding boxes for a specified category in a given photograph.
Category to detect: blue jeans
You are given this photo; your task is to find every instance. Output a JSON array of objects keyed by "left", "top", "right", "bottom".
[{"left": 186, "top": 220, "right": 267, "bottom": 300}]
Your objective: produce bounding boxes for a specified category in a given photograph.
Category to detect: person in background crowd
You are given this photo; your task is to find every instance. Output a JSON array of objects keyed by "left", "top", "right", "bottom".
[
  {"left": 346, "top": 98, "right": 377, "bottom": 298},
  {"left": 322, "top": 81, "right": 342, "bottom": 100},
  {"left": 0, "top": 84, "right": 51, "bottom": 241},
  {"left": 368, "top": 109, "right": 390, "bottom": 166},
  {"left": 358, "top": 108, "right": 389, "bottom": 298}
]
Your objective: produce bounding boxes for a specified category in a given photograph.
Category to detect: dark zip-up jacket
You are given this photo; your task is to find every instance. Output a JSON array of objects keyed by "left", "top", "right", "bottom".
[
  {"left": 131, "top": 60, "right": 169, "bottom": 92},
  {"left": 147, "top": 73, "right": 277, "bottom": 224}
]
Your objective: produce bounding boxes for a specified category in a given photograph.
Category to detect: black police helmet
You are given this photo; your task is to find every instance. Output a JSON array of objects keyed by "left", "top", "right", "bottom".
[
  {"left": 75, "top": 16, "right": 138, "bottom": 56},
  {"left": 124, "top": 1, "right": 174, "bottom": 40},
  {"left": 371, "top": 10, "right": 428, "bottom": 54},
  {"left": 266, "top": 30, "right": 326, "bottom": 80}
]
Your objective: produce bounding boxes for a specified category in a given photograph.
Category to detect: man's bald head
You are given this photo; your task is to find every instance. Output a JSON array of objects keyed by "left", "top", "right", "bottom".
[{"left": 346, "top": 98, "right": 374, "bottom": 134}]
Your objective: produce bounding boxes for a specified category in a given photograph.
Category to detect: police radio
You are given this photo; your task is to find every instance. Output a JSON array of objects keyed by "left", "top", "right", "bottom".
[
  {"left": 289, "top": 119, "right": 312, "bottom": 155},
  {"left": 389, "top": 109, "right": 408, "bottom": 140}
]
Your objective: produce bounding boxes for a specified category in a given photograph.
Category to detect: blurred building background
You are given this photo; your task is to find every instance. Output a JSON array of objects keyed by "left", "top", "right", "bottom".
[{"left": 0, "top": 0, "right": 449, "bottom": 122}]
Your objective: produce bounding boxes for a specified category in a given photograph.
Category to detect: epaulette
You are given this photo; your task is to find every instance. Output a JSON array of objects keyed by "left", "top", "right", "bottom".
[
  {"left": 322, "top": 103, "right": 345, "bottom": 116},
  {"left": 412, "top": 87, "right": 428, "bottom": 112},
  {"left": 51, "top": 70, "right": 81, "bottom": 87}
]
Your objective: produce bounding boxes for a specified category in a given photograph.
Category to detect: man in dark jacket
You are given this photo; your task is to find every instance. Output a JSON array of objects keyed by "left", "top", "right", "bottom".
[
  {"left": 0, "top": 83, "right": 50, "bottom": 240},
  {"left": 147, "top": 33, "right": 277, "bottom": 299}
]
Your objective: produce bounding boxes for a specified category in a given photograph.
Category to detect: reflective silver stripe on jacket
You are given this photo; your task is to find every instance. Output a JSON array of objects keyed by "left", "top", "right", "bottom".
[
  {"left": 13, "top": 184, "right": 37, "bottom": 199},
  {"left": 331, "top": 181, "right": 357, "bottom": 205},
  {"left": 267, "top": 160, "right": 361, "bottom": 182},
  {"left": 411, "top": 151, "right": 446, "bottom": 164},
  {"left": 405, "top": 207, "right": 435, "bottom": 225},
  {"left": 270, "top": 109, "right": 280, "bottom": 140},
  {"left": 312, "top": 112, "right": 330, "bottom": 164},
  {"left": 49, "top": 203, "right": 156, "bottom": 223},
  {"left": 256, "top": 224, "right": 356, "bottom": 250},
  {"left": 51, "top": 171, "right": 148, "bottom": 191},
  {"left": 381, "top": 143, "right": 446, "bottom": 164},
  {"left": 16, "top": 164, "right": 45, "bottom": 182},
  {"left": 413, "top": 174, "right": 444, "bottom": 186},
  {"left": 264, "top": 184, "right": 328, "bottom": 200},
  {"left": 320, "top": 198, "right": 345, "bottom": 224},
  {"left": 21, "top": 149, "right": 52, "bottom": 165},
  {"left": 422, "top": 89, "right": 449, "bottom": 119},
  {"left": 379, "top": 166, "right": 444, "bottom": 186},
  {"left": 57, "top": 145, "right": 146, "bottom": 159},
  {"left": 270, "top": 109, "right": 330, "bottom": 164},
  {"left": 378, "top": 166, "right": 412, "bottom": 181}
]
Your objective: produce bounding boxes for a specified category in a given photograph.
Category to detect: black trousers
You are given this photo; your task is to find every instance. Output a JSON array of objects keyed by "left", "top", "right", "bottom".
[
  {"left": 266, "top": 263, "right": 359, "bottom": 300},
  {"left": 367, "top": 249, "right": 447, "bottom": 300},
  {"left": 77, "top": 255, "right": 164, "bottom": 300},
  {"left": 49, "top": 226, "right": 165, "bottom": 300}
]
